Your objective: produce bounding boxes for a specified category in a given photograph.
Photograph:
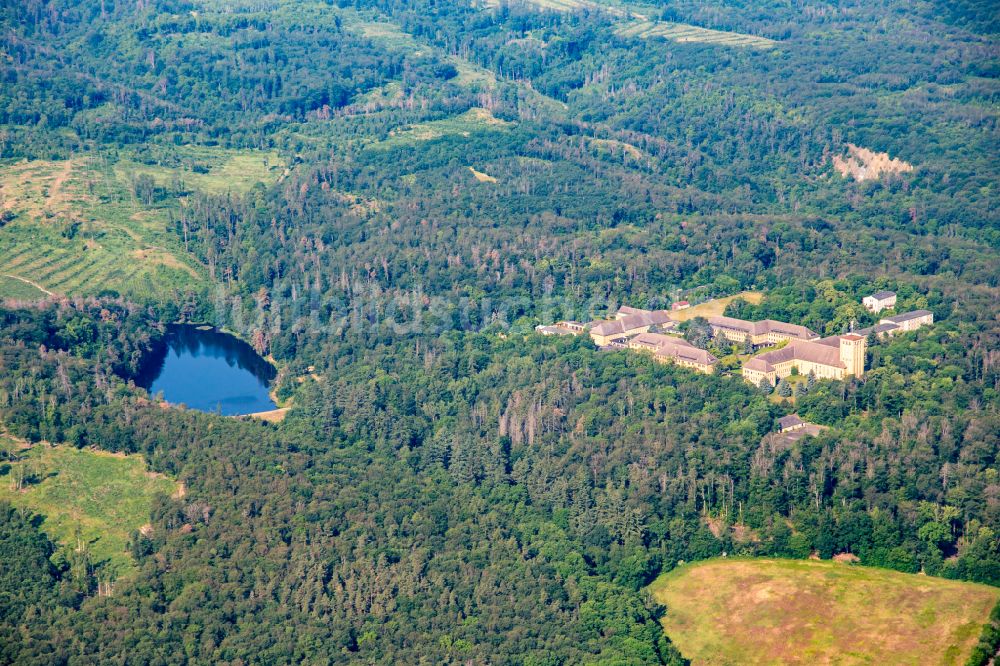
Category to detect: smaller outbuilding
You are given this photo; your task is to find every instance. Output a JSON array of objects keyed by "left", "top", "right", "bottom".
[
  {"left": 535, "top": 321, "right": 585, "bottom": 336},
  {"left": 862, "top": 290, "right": 897, "bottom": 313},
  {"left": 777, "top": 414, "right": 806, "bottom": 433}
]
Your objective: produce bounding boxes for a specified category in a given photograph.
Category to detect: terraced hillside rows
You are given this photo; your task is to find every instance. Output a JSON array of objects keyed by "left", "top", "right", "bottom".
[
  {"left": 0, "top": 240, "right": 190, "bottom": 300},
  {"left": 0, "top": 222, "right": 200, "bottom": 301},
  {"left": 0, "top": 158, "right": 201, "bottom": 300},
  {"left": 0, "top": 149, "right": 281, "bottom": 301}
]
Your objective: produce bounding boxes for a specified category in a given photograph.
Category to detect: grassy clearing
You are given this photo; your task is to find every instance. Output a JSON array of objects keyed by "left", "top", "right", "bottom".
[
  {"left": 113, "top": 146, "right": 285, "bottom": 196},
  {"left": 347, "top": 16, "right": 497, "bottom": 88},
  {"left": 669, "top": 290, "right": 762, "bottom": 322},
  {"left": 0, "top": 158, "right": 87, "bottom": 220},
  {"left": 649, "top": 558, "right": 1000, "bottom": 665},
  {"left": 480, "top": 0, "right": 774, "bottom": 48},
  {"left": 378, "top": 108, "right": 514, "bottom": 147},
  {"left": 616, "top": 20, "right": 777, "bottom": 48},
  {"left": 481, "top": 0, "right": 627, "bottom": 15},
  {"left": 588, "top": 137, "right": 644, "bottom": 159},
  {"left": 0, "top": 146, "right": 280, "bottom": 301},
  {"left": 0, "top": 156, "right": 206, "bottom": 300},
  {"left": 352, "top": 19, "right": 424, "bottom": 50},
  {"left": 0, "top": 442, "right": 178, "bottom": 577},
  {"left": 0, "top": 274, "right": 49, "bottom": 300},
  {"left": 513, "top": 0, "right": 598, "bottom": 10},
  {"left": 468, "top": 166, "right": 498, "bottom": 183},
  {"left": 338, "top": 10, "right": 564, "bottom": 119},
  {"left": 480, "top": 0, "right": 775, "bottom": 50}
]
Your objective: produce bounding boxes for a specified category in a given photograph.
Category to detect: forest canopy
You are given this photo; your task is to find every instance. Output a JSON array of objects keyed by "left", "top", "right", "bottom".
[{"left": 0, "top": 0, "right": 998, "bottom": 663}]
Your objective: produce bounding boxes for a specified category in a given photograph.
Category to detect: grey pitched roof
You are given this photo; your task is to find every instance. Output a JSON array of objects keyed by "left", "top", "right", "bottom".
[
  {"left": 591, "top": 310, "right": 674, "bottom": 336},
  {"left": 751, "top": 339, "right": 846, "bottom": 370},
  {"left": 708, "top": 315, "right": 762, "bottom": 335},
  {"left": 589, "top": 319, "right": 628, "bottom": 336},
  {"left": 536, "top": 324, "right": 577, "bottom": 335},
  {"left": 628, "top": 333, "right": 716, "bottom": 366},
  {"left": 855, "top": 322, "right": 900, "bottom": 337},
  {"left": 708, "top": 316, "right": 818, "bottom": 340},
  {"left": 743, "top": 357, "right": 773, "bottom": 373},
  {"left": 880, "top": 309, "right": 932, "bottom": 324},
  {"left": 869, "top": 290, "right": 896, "bottom": 300},
  {"left": 631, "top": 332, "right": 692, "bottom": 349},
  {"left": 656, "top": 338, "right": 718, "bottom": 366},
  {"left": 778, "top": 415, "right": 804, "bottom": 429}
]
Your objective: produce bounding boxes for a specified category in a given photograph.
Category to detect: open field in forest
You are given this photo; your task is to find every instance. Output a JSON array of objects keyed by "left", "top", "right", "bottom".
[
  {"left": 481, "top": 0, "right": 635, "bottom": 16},
  {"left": 0, "top": 442, "right": 179, "bottom": 576},
  {"left": 0, "top": 155, "right": 216, "bottom": 300},
  {"left": 669, "top": 290, "right": 762, "bottom": 321},
  {"left": 352, "top": 18, "right": 424, "bottom": 49},
  {"left": 480, "top": 0, "right": 774, "bottom": 48},
  {"left": 649, "top": 558, "right": 1000, "bottom": 665},
  {"left": 468, "top": 166, "right": 499, "bottom": 183},
  {"left": 378, "top": 108, "right": 515, "bottom": 147},
  {"left": 481, "top": 0, "right": 602, "bottom": 11},
  {"left": 0, "top": 274, "right": 50, "bottom": 300},
  {"left": 588, "top": 137, "right": 645, "bottom": 159},
  {"left": 348, "top": 16, "right": 497, "bottom": 87},
  {"left": 515, "top": 0, "right": 599, "bottom": 10},
  {"left": 616, "top": 20, "right": 777, "bottom": 48},
  {"left": 0, "top": 220, "right": 202, "bottom": 300},
  {"left": 113, "top": 147, "right": 285, "bottom": 195},
  {"left": 0, "top": 157, "right": 203, "bottom": 299},
  {"left": 340, "top": 11, "right": 564, "bottom": 116}
]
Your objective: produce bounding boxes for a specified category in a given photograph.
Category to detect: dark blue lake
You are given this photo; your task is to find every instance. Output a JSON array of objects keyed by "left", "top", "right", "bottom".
[{"left": 136, "top": 325, "right": 277, "bottom": 415}]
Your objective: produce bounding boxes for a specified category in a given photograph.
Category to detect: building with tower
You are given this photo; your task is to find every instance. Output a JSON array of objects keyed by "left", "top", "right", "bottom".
[{"left": 742, "top": 333, "right": 866, "bottom": 386}]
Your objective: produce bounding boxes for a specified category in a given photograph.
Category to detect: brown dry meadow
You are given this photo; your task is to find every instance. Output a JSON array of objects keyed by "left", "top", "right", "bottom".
[
  {"left": 668, "top": 291, "right": 763, "bottom": 322},
  {"left": 649, "top": 557, "right": 999, "bottom": 665}
]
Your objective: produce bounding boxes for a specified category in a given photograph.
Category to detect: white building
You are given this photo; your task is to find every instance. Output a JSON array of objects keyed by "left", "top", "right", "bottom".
[
  {"left": 862, "top": 290, "right": 897, "bottom": 313},
  {"left": 856, "top": 309, "right": 934, "bottom": 338}
]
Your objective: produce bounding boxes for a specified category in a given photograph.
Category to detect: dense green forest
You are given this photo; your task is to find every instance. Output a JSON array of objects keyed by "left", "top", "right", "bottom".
[{"left": 1, "top": 0, "right": 998, "bottom": 662}]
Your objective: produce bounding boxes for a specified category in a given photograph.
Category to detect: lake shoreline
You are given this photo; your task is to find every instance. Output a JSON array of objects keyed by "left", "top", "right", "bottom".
[{"left": 135, "top": 324, "right": 279, "bottom": 416}]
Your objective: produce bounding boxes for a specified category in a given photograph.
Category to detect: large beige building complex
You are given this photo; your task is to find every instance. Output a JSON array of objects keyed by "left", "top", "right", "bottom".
[
  {"left": 742, "top": 333, "right": 866, "bottom": 386},
  {"left": 536, "top": 294, "right": 930, "bottom": 387},
  {"left": 628, "top": 333, "right": 718, "bottom": 374},
  {"left": 708, "top": 316, "right": 819, "bottom": 346}
]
